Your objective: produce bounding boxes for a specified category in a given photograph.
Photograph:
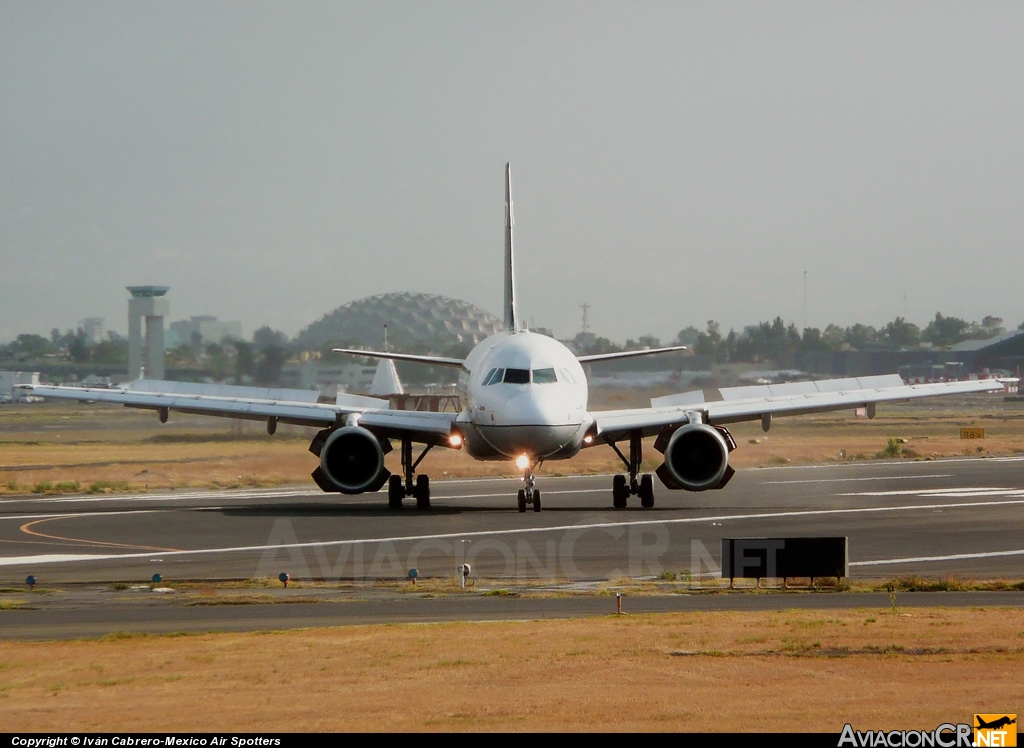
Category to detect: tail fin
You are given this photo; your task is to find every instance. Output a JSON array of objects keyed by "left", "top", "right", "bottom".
[{"left": 504, "top": 163, "right": 518, "bottom": 332}]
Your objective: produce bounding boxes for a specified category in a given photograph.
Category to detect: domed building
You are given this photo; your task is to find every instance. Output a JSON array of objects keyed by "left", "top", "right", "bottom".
[{"left": 294, "top": 292, "right": 503, "bottom": 354}]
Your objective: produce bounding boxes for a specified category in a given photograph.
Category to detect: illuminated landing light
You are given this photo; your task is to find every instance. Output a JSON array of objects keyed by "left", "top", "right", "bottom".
[
  {"left": 583, "top": 435, "right": 594, "bottom": 444},
  {"left": 448, "top": 433, "right": 464, "bottom": 448},
  {"left": 515, "top": 454, "right": 531, "bottom": 470}
]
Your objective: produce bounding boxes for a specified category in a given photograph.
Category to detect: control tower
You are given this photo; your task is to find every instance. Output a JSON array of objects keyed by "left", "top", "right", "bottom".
[{"left": 127, "top": 286, "right": 169, "bottom": 380}]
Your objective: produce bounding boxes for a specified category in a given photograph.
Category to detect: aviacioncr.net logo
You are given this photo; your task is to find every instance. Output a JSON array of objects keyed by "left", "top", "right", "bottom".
[
  {"left": 974, "top": 715, "right": 1017, "bottom": 747},
  {"left": 838, "top": 723, "right": 972, "bottom": 747}
]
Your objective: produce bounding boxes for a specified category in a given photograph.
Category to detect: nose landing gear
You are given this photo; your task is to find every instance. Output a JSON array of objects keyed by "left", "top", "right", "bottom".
[{"left": 517, "top": 462, "right": 542, "bottom": 513}]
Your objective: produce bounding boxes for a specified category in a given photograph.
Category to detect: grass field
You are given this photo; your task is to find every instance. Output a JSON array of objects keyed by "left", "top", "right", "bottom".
[{"left": 0, "top": 605, "right": 1021, "bottom": 731}]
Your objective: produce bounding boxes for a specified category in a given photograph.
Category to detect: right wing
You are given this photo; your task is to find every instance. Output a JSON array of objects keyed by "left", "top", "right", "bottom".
[
  {"left": 22, "top": 379, "right": 458, "bottom": 442},
  {"left": 590, "top": 374, "right": 1006, "bottom": 442}
]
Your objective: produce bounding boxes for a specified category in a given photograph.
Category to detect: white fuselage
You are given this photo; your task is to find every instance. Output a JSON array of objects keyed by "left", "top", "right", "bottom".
[{"left": 456, "top": 330, "right": 591, "bottom": 461}]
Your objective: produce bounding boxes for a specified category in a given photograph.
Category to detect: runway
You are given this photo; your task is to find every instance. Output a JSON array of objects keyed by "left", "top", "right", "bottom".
[
  {"left": 1, "top": 456, "right": 1023, "bottom": 638},
  {"left": 3, "top": 455, "right": 1024, "bottom": 582}
]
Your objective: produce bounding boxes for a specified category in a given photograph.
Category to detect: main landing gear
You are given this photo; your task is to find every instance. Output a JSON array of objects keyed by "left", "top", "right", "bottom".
[
  {"left": 388, "top": 437, "right": 432, "bottom": 510},
  {"left": 606, "top": 431, "right": 655, "bottom": 509},
  {"left": 517, "top": 465, "right": 542, "bottom": 513}
]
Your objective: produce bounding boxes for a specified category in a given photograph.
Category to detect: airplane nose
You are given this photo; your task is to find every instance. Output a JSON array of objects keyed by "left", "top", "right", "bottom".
[
  {"left": 503, "top": 390, "right": 563, "bottom": 424},
  {"left": 475, "top": 387, "right": 583, "bottom": 459}
]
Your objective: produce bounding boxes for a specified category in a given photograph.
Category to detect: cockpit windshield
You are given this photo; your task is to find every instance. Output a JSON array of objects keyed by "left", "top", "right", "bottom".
[
  {"left": 503, "top": 368, "right": 531, "bottom": 384},
  {"left": 532, "top": 368, "right": 557, "bottom": 384},
  {"left": 482, "top": 367, "right": 560, "bottom": 385}
]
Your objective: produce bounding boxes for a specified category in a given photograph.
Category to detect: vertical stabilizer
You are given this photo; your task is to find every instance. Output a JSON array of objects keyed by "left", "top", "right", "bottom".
[{"left": 504, "top": 163, "right": 518, "bottom": 332}]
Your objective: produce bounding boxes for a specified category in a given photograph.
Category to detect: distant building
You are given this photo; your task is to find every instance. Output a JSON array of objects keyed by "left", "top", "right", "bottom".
[
  {"left": 294, "top": 292, "right": 502, "bottom": 352},
  {"left": 279, "top": 359, "right": 377, "bottom": 398},
  {"left": 80, "top": 317, "right": 105, "bottom": 344},
  {"left": 167, "top": 316, "right": 243, "bottom": 349},
  {"left": 797, "top": 329, "right": 1024, "bottom": 379},
  {"left": 127, "top": 285, "right": 169, "bottom": 380}
]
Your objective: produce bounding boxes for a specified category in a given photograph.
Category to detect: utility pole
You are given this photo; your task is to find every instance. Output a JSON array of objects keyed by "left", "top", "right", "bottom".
[{"left": 803, "top": 270, "right": 807, "bottom": 330}]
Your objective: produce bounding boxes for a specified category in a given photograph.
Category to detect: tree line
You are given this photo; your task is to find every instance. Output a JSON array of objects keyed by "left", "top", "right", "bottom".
[
  {"left": 572, "top": 313, "right": 1015, "bottom": 364},
  {"left": 3, "top": 312, "right": 1018, "bottom": 383},
  {"left": 0, "top": 325, "right": 291, "bottom": 386}
]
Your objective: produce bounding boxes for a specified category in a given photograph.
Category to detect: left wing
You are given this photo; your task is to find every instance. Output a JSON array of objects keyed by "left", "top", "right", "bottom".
[
  {"left": 21, "top": 379, "right": 458, "bottom": 441},
  {"left": 590, "top": 374, "right": 1005, "bottom": 442}
]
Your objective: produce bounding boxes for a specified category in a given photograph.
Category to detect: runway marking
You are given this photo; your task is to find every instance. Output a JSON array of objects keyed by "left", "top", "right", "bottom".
[
  {"left": 3, "top": 497, "right": 1024, "bottom": 567},
  {"left": 6, "top": 488, "right": 317, "bottom": 506},
  {"left": 851, "top": 549, "right": 1024, "bottom": 567},
  {"left": 840, "top": 487, "right": 1024, "bottom": 498},
  {"left": 0, "top": 537, "right": 81, "bottom": 547},
  {"left": 0, "top": 513, "right": 69, "bottom": 522},
  {"left": 19, "top": 515, "right": 181, "bottom": 553},
  {"left": 754, "top": 454, "right": 1024, "bottom": 471},
  {"left": 765, "top": 474, "right": 952, "bottom": 485},
  {"left": 0, "top": 554, "right": 116, "bottom": 565}
]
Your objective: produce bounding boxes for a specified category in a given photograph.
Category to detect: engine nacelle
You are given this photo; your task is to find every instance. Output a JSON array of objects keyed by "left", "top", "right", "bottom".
[
  {"left": 656, "top": 423, "right": 735, "bottom": 492},
  {"left": 310, "top": 426, "right": 390, "bottom": 494}
]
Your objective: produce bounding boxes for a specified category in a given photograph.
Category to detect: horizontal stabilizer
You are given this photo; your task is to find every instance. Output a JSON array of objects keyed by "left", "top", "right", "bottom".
[
  {"left": 577, "top": 345, "right": 687, "bottom": 364},
  {"left": 333, "top": 348, "right": 465, "bottom": 368}
]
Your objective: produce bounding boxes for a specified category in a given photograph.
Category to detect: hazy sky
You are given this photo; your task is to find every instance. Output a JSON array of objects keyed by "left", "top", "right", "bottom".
[{"left": 2, "top": 2, "right": 1023, "bottom": 345}]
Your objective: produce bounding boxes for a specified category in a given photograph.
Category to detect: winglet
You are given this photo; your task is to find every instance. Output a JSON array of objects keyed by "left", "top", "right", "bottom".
[{"left": 504, "top": 163, "right": 518, "bottom": 332}]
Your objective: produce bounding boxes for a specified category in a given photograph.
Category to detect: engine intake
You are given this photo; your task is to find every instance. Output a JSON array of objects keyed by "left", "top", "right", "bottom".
[
  {"left": 310, "top": 426, "right": 390, "bottom": 494},
  {"left": 656, "top": 423, "right": 735, "bottom": 491}
]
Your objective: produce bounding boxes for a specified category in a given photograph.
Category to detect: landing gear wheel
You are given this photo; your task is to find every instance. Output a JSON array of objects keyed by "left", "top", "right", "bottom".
[
  {"left": 414, "top": 474, "right": 431, "bottom": 510},
  {"left": 388, "top": 475, "right": 404, "bottom": 510},
  {"left": 612, "top": 474, "right": 628, "bottom": 509},
  {"left": 533, "top": 489, "right": 542, "bottom": 512},
  {"left": 639, "top": 474, "right": 654, "bottom": 509},
  {"left": 517, "top": 489, "right": 527, "bottom": 513}
]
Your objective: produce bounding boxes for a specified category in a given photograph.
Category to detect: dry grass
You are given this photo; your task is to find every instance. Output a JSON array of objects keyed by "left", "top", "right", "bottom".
[
  {"left": 0, "top": 607, "right": 1021, "bottom": 731},
  {"left": 1, "top": 394, "right": 1022, "bottom": 494}
]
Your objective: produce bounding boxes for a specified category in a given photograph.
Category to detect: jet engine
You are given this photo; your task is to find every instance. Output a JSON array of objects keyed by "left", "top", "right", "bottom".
[
  {"left": 309, "top": 426, "right": 391, "bottom": 494},
  {"left": 655, "top": 423, "right": 736, "bottom": 492}
]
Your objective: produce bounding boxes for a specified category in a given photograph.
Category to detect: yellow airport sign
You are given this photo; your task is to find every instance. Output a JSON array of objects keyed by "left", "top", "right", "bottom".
[{"left": 961, "top": 427, "right": 986, "bottom": 439}]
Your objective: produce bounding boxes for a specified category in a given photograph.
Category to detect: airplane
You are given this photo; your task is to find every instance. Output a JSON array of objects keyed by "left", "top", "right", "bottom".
[
  {"left": 22, "top": 164, "right": 1005, "bottom": 512},
  {"left": 976, "top": 717, "right": 1016, "bottom": 731}
]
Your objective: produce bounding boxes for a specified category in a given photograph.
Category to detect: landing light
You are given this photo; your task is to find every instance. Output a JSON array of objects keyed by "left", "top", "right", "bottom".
[
  {"left": 448, "top": 433, "right": 464, "bottom": 448},
  {"left": 515, "top": 454, "right": 531, "bottom": 470},
  {"left": 583, "top": 435, "right": 594, "bottom": 444}
]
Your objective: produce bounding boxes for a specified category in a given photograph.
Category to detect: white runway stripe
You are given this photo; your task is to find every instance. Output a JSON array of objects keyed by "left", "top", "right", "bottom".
[
  {"left": 840, "top": 487, "right": 1024, "bottom": 498},
  {"left": 852, "top": 549, "right": 1024, "bottom": 567},
  {"left": 766, "top": 474, "right": 951, "bottom": 485}
]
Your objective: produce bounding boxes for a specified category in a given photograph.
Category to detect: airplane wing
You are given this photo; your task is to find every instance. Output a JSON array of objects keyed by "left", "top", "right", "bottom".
[
  {"left": 590, "top": 374, "right": 1005, "bottom": 442},
  {"left": 21, "top": 379, "right": 458, "bottom": 442}
]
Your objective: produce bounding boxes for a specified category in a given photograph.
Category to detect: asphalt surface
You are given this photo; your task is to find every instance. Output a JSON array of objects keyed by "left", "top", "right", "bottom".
[{"left": 1, "top": 456, "right": 1023, "bottom": 638}]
